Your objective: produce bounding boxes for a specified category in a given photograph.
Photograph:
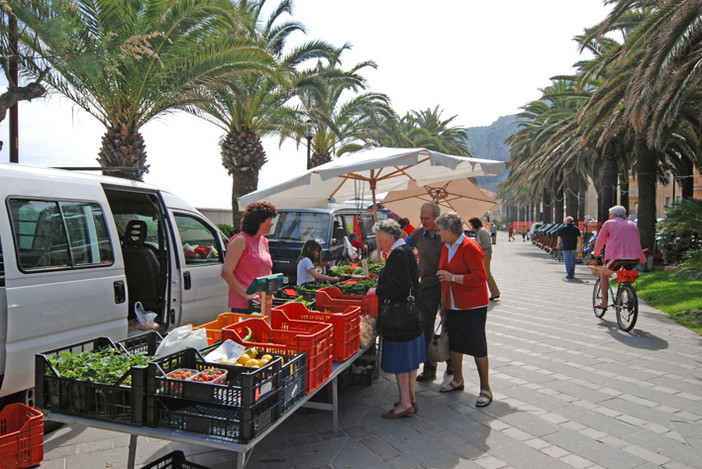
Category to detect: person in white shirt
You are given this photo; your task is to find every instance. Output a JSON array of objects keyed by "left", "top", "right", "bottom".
[{"left": 296, "top": 240, "right": 340, "bottom": 285}]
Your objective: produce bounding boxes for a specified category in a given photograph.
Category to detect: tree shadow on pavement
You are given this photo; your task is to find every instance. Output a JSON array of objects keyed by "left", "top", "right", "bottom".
[{"left": 597, "top": 320, "right": 669, "bottom": 350}]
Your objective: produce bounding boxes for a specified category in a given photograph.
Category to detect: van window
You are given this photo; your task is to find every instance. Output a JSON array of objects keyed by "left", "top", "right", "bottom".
[
  {"left": 268, "top": 212, "right": 331, "bottom": 244},
  {"left": 8, "top": 199, "right": 114, "bottom": 271},
  {"left": 174, "top": 214, "right": 222, "bottom": 265}
]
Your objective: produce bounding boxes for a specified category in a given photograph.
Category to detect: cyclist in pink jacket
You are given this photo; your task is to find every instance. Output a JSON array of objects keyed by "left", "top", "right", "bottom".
[{"left": 594, "top": 206, "right": 646, "bottom": 308}]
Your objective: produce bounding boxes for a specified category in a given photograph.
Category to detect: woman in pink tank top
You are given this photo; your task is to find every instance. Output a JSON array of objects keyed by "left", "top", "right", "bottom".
[{"left": 222, "top": 202, "right": 277, "bottom": 313}]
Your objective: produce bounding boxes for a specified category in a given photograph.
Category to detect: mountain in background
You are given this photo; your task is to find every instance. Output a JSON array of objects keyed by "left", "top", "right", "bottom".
[{"left": 467, "top": 114, "right": 518, "bottom": 192}]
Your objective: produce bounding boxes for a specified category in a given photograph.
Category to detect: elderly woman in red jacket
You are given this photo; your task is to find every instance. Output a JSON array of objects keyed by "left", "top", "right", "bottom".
[{"left": 435, "top": 212, "right": 493, "bottom": 407}]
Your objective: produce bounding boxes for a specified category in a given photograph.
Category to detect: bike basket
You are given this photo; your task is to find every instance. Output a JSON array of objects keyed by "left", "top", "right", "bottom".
[{"left": 617, "top": 269, "right": 639, "bottom": 283}]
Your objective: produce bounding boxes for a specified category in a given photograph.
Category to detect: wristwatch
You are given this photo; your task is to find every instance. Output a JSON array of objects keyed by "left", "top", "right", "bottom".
[{"left": 451, "top": 275, "right": 456, "bottom": 282}]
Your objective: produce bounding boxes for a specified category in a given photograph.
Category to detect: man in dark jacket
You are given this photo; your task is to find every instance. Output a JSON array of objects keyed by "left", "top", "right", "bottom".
[
  {"left": 406, "top": 202, "right": 446, "bottom": 381},
  {"left": 557, "top": 217, "right": 582, "bottom": 279}
]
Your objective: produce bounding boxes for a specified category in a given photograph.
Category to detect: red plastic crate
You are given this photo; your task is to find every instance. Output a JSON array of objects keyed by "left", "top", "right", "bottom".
[
  {"left": 272, "top": 303, "right": 361, "bottom": 362},
  {"left": 222, "top": 319, "right": 332, "bottom": 393},
  {"left": 0, "top": 403, "right": 44, "bottom": 469},
  {"left": 315, "top": 286, "right": 378, "bottom": 318},
  {"left": 192, "top": 312, "right": 265, "bottom": 345}
]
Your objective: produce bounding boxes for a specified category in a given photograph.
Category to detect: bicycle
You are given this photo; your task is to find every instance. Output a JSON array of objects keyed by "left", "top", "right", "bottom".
[{"left": 591, "top": 258, "right": 640, "bottom": 332}]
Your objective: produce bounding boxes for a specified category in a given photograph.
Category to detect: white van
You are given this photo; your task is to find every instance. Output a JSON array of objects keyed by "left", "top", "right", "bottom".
[{"left": 0, "top": 163, "right": 229, "bottom": 403}]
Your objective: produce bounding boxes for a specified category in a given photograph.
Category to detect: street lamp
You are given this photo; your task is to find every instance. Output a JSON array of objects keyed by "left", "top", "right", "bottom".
[{"left": 305, "top": 119, "right": 313, "bottom": 169}]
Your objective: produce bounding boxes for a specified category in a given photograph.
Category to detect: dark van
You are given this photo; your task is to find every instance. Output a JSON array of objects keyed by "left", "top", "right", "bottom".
[{"left": 266, "top": 204, "right": 378, "bottom": 283}]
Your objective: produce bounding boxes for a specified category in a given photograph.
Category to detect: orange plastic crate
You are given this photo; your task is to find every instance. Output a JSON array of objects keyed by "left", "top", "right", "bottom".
[
  {"left": 222, "top": 318, "right": 332, "bottom": 393},
  {"left": 617, "top": 269, "right": 639, "bottom": 283},
  {"left": 192, "top": 312, "right": 265, "bottom": 345},
  {"left": 316, "top": 286, "right": 378, "bottom": 318},
  {"left": 272, "top": 302, "right": 361, "bottom": 362},
  {"left": 0, "top": 403, "right": 44, "bottom": 469}
]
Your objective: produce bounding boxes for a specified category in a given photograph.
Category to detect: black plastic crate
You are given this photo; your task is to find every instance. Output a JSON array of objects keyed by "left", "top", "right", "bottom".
[
  {"left": 141, "top": 450, "right": 210, "bottom": 469},
  {"left": 350, "top": 356, "right": 375, "bottom": 387},
  {"left": 148, "top": 391, "right": 280, "bottom": 442},
  {"left": 146, "top": 348, "right": 281, "bottom": 408},
  {"left": 118, "top": 330, "right": 163, "bottom": 356},
  {"left": 278, "top": 353, "right": 305, "bottom": 414},
  {"left": 35, "top": 337, "right": 147, "bottom": 425},
  {"left": 248, "top": 297, "right": 292, "bottom": 314}
]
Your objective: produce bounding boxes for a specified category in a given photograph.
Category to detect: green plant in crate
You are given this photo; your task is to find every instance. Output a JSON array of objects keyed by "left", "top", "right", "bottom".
[{"left": 48, "top": 348, "right": 150, "bottom": 385}]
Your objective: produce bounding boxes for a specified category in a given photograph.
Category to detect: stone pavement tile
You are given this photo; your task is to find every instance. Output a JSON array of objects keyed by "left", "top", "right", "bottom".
[
  {"left": 472, "top": 454, "right": 509, "bottom": 469},
  {"left": 622, "top": 444, "right": 671, "bottom": 465},
  {"left": 281, "top": 436, "right": 348, "bottom": 468},
  {"left": 661, "top": 442, "right": 702, "bottom": 469},
  {"left": 61, "top": 446, "right": 134, "bottom": 469},
  {"left": 333, "top": 438, "right": 396, "bottom": 468},
  {"left": 558, "top": 453, "right": 593, "bottom": 469},
  {"left": 359, "top": 435, "right": 402, "bottom": 460},
  {"left": 500, "top": 411, "right": 561, "bottom": 437},
  {"left": 543, "top": 429, "right": 646, "bottom": 469},
  {"left": 662, "top": 461, "right": 699, "bottom": 469},
  {"left": 497, "top": 387, "right": 568, "bottom": 413},
  {"left": 489, "top": 442, "right": 574, "bottom": 469},
  {"left": 246, "top": 449, "right": 293, "bottom": 469}
]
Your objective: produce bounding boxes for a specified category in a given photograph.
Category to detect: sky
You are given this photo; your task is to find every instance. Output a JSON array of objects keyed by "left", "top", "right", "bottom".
[{"left": 0, "top": 0, "right": 611, "bottom": 209}]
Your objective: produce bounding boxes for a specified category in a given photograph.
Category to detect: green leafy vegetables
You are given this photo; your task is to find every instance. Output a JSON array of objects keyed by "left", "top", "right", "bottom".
[{"left": 48, "top": 347, "right": 150, "bottom": 385}]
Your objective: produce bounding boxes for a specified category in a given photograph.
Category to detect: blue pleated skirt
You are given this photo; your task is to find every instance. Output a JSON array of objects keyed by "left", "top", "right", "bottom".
[{"left": 381, "top": 334, "right": 426, "bottom": 374}]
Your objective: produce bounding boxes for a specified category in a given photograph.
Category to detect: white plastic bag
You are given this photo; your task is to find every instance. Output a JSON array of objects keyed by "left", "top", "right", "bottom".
[
  {"left": 204, "top": 339, "right": 246, "bottom": 365},
  {"left": 154, "top": 325, "right": 208, "bottom": 357},
  {"left": 134, "top": 301, "right": 159, "bottom": 330}
]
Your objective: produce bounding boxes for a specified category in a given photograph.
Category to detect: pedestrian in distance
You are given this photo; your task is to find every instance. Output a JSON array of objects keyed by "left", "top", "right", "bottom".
[
  {"left": 508, "top": 224, "right": 514, "bottom": 242},
  {"left": 468, "top": 217, "right": 500, "bottom": 301},
  {"left": 367, "top": 219, "right": 424, "bottom": 419},
  {"left": 557, "top": 216, "right": 582, "bottom": 280},
  {"left": 521, "top": 225, "right": 527, "bottom": 242},
  {"left": 435, "top": 212, "right": 493, "bottom": 407},
  {"left": 405, "top": 202, "right": 445, "bottom": 382},
  {"left": 490, "top": 221, "right": 497, "bottom": 245}
]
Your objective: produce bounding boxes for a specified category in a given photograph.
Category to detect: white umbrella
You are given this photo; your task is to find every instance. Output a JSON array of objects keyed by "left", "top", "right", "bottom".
[
  {"left": 382, "top": 178, "right": 497, "bottom": 225},
  {"left": 238, "top": 146, "right": 505, "bottom": 220}
]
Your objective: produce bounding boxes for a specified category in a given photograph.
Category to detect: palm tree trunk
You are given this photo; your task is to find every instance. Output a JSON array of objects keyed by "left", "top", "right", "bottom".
[
  {"left": 554, "top": 176, "right": 564, "bottom": 224},
  {"left": 619, "top": 170, "right": 629, "bottom": 214},
  {"left": 635, "top": 135, "right": 657, "bottom": 250},
  {"left": 681, "top": 156, "right": 694, "bottom": 200},
  {"left": 542, "top": 187, "right": 553, "bottom": 223},
  {"left": 599, "top": 152, "right": 618, "bottom": 224},
  {"left": 98, "top": 126, "right": 148, "bottom": 180},
  {"left": 566, "top": 172, "right": 579, "bottom": 219}
]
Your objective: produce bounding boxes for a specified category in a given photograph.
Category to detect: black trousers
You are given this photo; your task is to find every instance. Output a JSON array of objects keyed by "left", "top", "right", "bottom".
[{"left": 416, "top": 281, "right": 442, "bottom": 373}]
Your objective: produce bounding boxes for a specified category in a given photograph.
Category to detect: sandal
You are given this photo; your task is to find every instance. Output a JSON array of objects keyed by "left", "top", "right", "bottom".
[
  {"left": 476, "top": 389, "right": 493, "bottom": 407},
  {"left": 439, "top": 379, "right": 465, "bottom": 393}
]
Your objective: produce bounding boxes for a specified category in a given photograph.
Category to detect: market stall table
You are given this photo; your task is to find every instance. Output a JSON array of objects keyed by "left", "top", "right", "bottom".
[{"left": 45, "top": 339, "right": 378, "bottom": 469}]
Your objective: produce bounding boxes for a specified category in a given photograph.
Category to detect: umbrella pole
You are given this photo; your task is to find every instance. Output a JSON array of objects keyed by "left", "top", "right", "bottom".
[{"left": 371, "top": 179, "right": 381, "bottom": 262}]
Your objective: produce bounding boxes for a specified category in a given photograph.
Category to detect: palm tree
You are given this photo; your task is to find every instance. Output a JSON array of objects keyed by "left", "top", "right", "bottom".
[
  {"left": 12, "top": 0, "right": 279, "bottom": 180},
  {"left": 186, "top": 0, "right": 339, "bottom": 225}
]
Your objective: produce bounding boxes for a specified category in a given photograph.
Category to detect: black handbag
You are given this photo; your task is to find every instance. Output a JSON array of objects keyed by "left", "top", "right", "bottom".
[{"left": 376, "top": 287, "right": 423, "bottom": 342}]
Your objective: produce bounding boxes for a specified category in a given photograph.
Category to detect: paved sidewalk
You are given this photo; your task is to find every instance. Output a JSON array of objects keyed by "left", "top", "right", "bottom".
[{"left": 41, "top": 236, "right": 702, "bottom": 468}]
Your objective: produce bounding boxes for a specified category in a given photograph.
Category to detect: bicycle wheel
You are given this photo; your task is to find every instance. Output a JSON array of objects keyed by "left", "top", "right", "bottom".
[
  {"left": 616, "top": 284, "right": 639, "bottom": 331},
  {"left": 592, "top": 279, "right": 606, "bottom": 318}
]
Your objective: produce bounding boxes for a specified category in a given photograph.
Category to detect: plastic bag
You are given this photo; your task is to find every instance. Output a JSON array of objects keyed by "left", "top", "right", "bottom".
[
  {"left": 154, "top": 325, "right": 208, "bottom": 357},
  {"left": 134, "top": 301, "right": 159, "bottom": 330},
  {"left": 204, "top": 339, "right": 246, "bottom": 365}
]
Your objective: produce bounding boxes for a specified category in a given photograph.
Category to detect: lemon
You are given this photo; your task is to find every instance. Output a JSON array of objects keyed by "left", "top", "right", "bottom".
[
  {"left": 258, "top": 358, "right": 269, "bottom": 366},
  {"left": 237, "top": 353, "right": 251, "bottom": 365},
  {"left": 260, "top": 354, "right": 273, "bottom": 362},
  {"left": 244, "top": 359, "right": 260, "bottom": 368}
]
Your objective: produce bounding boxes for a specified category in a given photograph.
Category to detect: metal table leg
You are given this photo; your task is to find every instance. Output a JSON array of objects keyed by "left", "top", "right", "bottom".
[
  {"left": 127, "top": 434, "right": 138, "bottom": 469},
  {"left": 332, "top": 376, "right": 339, "bottom": 432}
]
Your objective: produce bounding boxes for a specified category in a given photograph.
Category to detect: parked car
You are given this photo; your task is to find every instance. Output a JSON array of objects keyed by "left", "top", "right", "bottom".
[
  {"left": 0, "top": 163, "right": 229, "bottom": 404},
  {"left": 266, "top": 204, "right": 379, "bottom": 284}
]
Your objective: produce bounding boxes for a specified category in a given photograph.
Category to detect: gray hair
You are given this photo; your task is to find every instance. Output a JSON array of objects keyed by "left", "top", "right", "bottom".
[
  {"left": 435, "top": 211, "right": 464, "bottom": 235},
  {"left": 421, "top": 202, "right": 440, "bottom": 218},
  {"left": 373, "top": 218, "right": 402, "bottom": 241},
  {"left": 609, "top": 205, "right": 627, "bottom": 218},
  {"left": 565, "top": 216, "right": 574, "bottom": 224}
]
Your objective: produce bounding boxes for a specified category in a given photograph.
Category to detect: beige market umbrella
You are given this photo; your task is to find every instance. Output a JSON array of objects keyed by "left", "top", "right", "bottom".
[
  {"left": 382, "top": 178, "right": 496, "bottom": 224},
  {"left": 238, "top": 146, "right": 505, "bottom": 222}
]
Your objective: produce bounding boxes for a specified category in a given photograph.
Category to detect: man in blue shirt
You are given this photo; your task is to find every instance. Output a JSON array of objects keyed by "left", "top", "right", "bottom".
[{"left": 557, "top": 217, "right": 582, "bottom": 279}]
